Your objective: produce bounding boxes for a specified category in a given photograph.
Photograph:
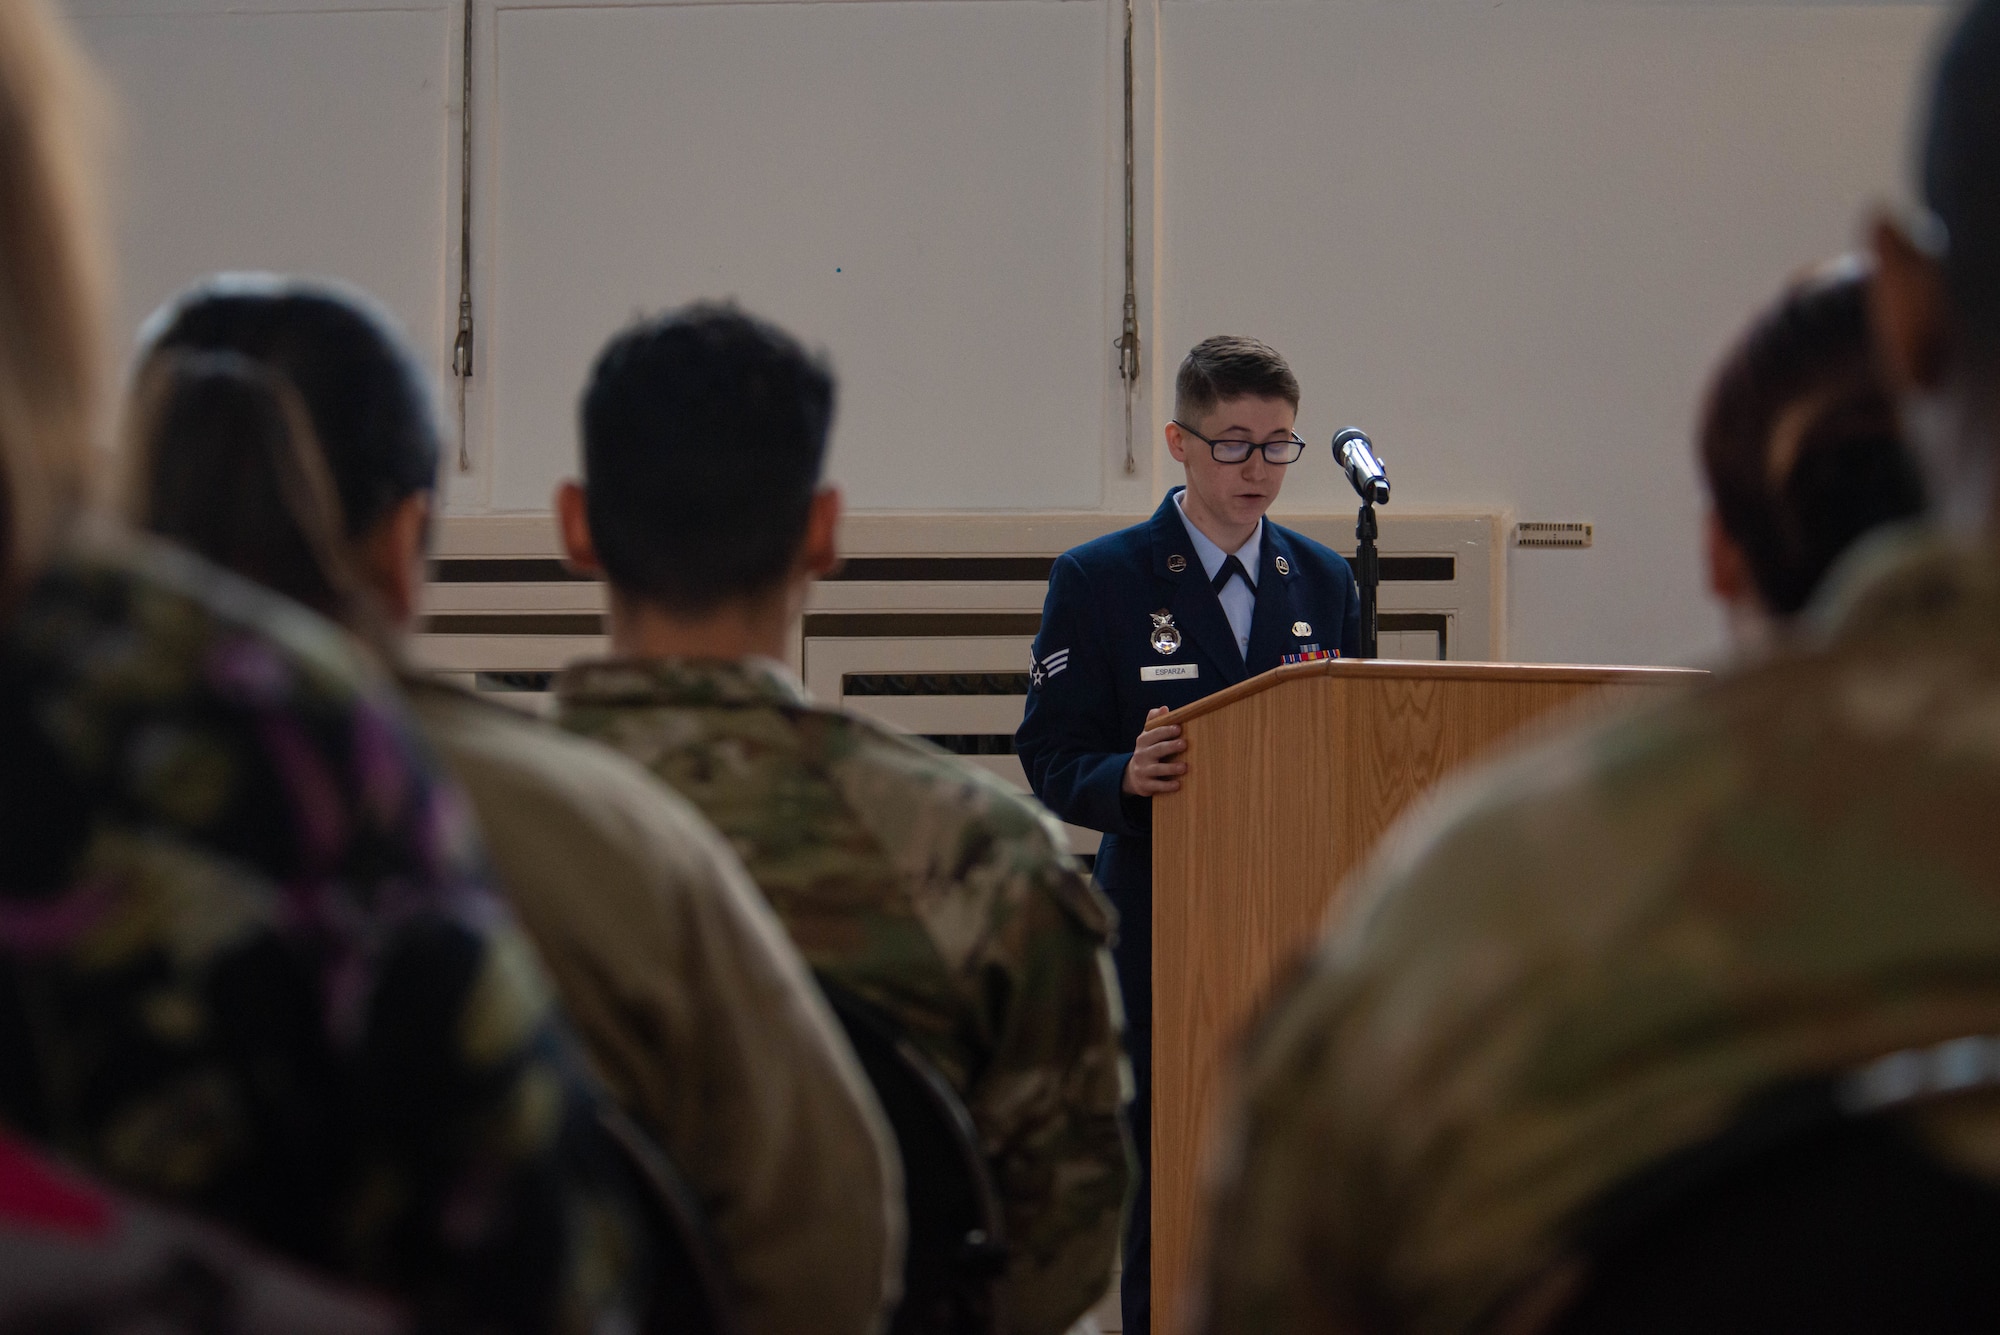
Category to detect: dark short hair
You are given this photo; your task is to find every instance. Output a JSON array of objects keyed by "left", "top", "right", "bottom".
[
  {"left": 1699, "top": 263, "right": 1924, "bottom": 616},
  {"left": 1174, "top": 335, "right": 1300, "bottom": 424},
  {"left": 137, "top": 277, "right": 438, "bottom": 539},
  {"left": 125, "top": 349, "right": 364, "bottom": 629},
  {"left": 580, "top": 303, "right": 834, "bottom": 615}
]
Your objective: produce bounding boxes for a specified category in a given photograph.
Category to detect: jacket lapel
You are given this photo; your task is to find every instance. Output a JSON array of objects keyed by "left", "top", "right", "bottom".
[
  {"left": 1245, "top": 526, "right": 1297, "bottom": 673},
  {"left": 1148, "top": 489, "right": 1248, "bottom": 686}
]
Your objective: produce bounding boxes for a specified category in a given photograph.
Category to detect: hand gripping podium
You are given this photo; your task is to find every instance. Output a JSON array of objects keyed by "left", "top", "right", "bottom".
[{"left": 1148, "top": 657, "right": 1702, "bottom": 1328}]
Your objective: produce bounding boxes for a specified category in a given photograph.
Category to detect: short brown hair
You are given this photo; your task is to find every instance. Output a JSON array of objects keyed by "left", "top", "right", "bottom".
[
  {"left": 1174, "top": 335, "right": 1300, "bottom": 424},
  {"left": 1699, "top": 260, "right": 1923, "bottom": 616},
  {"left": 0, "top": 0, "right": 106, "bottom": 592}
]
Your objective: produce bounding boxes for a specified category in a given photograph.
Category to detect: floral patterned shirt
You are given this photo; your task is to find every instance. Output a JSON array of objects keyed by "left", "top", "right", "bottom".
[{"left": 0, "top": 538, "right": 647, "bottom": 1333}]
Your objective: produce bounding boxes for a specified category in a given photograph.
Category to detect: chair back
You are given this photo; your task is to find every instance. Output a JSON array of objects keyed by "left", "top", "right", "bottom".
[
  {"left": 1535, "top": 1083, "right": 2000, "bottom": 1335},
  {"left": 596, "top": 1105, "right": 742, "bottom": 1335},
  {"left": 821, "top": 979, "right": 1007, "bottom": 1335}
]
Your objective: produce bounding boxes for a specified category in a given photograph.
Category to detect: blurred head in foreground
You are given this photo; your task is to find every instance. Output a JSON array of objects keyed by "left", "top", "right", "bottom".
[
  {"left": 1875, "top": 0, "right": 2000, "bottom": 533},
  {"left": 1699, "top": 259, "right": 1924, "bottom": 641},
  {"left": 133, "top": 277, "right": 439, "bottom": 630},
  {"left": 0, "top": 0, "right": 104, "bottom": 598}
]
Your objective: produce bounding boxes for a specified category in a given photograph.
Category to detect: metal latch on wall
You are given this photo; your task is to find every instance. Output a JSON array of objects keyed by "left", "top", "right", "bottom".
[{"left": 453, "top": 0, "right": 476, "bottom": 473}]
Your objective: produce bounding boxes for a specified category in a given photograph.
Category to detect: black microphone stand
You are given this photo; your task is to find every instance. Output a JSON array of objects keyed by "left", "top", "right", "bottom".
[
  {"left": 1334, "top": 427, "right": 1389, "bottom": 659},
  {"left": 1355, "top": 500, "right": 1380, "bottom": 659}
]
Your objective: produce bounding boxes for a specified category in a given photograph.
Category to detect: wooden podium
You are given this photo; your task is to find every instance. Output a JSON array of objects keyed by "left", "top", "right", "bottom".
[{"left": 1148, "top": 657, "right": 1703, "bottom": 1328}]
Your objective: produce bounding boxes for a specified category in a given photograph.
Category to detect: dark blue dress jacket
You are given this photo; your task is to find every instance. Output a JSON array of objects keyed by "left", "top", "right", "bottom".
[{"left": 1016, "top": 488, "right": 1362, "bottom": 899}]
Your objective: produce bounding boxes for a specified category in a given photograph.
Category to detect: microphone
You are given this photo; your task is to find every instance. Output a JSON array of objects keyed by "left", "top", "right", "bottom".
[{"left": 1334, "top": 427, "right": 1390, "bottom": 505}]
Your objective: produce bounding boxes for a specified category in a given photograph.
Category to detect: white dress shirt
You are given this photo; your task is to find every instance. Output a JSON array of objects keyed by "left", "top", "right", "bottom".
[{"left": 1175, "top": 491, "right": 1262, "bottom": 662}]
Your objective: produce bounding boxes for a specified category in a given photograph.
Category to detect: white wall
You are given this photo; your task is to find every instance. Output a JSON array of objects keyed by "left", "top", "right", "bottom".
[
  {"left": 67, "top": 0, "right": 1946, "bottom": 665},
  {"left": 482, "top": 1, "right": 1116, "bottom": 514},
  {"left": 73, "top": 0, "right": 452, "bottom": 402},
  {"left": 1157, "top": 1, "right": 1940, "bottom": 667}
]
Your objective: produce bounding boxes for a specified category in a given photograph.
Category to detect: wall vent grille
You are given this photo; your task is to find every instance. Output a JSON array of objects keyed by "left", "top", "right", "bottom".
[
  {"left": 1515, "top": 521, "right": 1593, "bottom": 549},
  {"left": 417, "top": 512, "right": 1505, "bottom": 855}
]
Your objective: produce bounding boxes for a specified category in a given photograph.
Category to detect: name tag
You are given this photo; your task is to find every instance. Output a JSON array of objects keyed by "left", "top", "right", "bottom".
[{"left": 1140, "top": 664, "right": 1199, "bottom": 682}]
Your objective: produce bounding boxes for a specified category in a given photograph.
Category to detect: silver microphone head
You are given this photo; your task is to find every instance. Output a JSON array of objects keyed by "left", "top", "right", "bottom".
[{"left": 1334, "top": 427, "right": 1390, "bottom": 505}]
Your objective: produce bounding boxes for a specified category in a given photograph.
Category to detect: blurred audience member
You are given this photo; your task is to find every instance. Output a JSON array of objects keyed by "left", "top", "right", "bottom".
[
  {"left": 1196, "top": 7, "right": 2000, "bottom": 1332},
  {"left": 129, "top": 282, "right": 904, "bottom": 1335},
  {"left": 0, "top": 7, "right": 654, "bottom": 1332},
  {"left": 1700, "top": 258, "right": 1925, "bottom": 646},
  {"left": 552, "top": 303, "right": 1131, "bottom": 1335}
]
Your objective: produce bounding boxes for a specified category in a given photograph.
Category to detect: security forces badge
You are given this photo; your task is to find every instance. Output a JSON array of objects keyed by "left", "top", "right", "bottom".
[{"left": 1149, "top": 609, "right": 1182, "bottom": 655}]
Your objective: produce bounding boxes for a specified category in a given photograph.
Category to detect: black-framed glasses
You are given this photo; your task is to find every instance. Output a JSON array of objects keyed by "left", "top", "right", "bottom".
[{"left": 1172, "top": 421, "right": 1306, "bottom": 465}]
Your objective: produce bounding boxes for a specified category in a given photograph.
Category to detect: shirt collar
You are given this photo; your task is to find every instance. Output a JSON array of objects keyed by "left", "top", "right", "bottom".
[
  {"left": 555, "top": 655, "right": 811, "bottom": 710},
  {"left": 1800, "top": 521, "right": 1941, "bottom": 639},
  {"left": 1174, "top": 489, "right": 1262, "bottom": 585},
  {"left": 1790, "top": 522, "right": 2000, "bottom": 661}
]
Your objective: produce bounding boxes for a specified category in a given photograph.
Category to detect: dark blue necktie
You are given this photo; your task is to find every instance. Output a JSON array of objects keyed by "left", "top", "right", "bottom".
[{"left": 1212, "top": 554, "right": 1254, "bottom": 594}]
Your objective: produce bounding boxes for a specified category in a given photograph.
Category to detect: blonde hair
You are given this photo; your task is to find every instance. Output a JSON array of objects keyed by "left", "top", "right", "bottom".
[{"left": 0, "top": 0, "right": 106, "bottom": 593}]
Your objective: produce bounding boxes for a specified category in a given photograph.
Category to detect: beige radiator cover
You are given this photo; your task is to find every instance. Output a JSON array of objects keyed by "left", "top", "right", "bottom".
[{"left": 415, "top": 510, "right": 1509, "bottom": 857}]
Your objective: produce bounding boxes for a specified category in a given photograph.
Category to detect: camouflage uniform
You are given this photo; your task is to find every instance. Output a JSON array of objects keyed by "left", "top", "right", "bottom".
[
  {"left": 1201, "top": 532, "right": 2000, "bottom": 1335},
  {"left": 556, "top": 656, "right": 1133, "bottom": 1335},
  {"left": 403, "top": 676, "right": 903, "bottom": 1335}
]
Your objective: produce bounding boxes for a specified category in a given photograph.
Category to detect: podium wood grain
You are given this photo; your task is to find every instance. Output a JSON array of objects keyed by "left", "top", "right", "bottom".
[{"left": 1149, "top": 658, "right": 1702, "bottom": 1332}]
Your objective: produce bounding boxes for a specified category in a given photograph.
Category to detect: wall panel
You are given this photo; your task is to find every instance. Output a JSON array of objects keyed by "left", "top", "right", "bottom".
[
  {"left": 487, "top": 0, "right": 1114, "bottom": 513},
  {"left": 73, "top": 2, "right": 450, "bottom": 393},
  {"left": 68, "top": 0, "right": 1955, "bottom": 664},
  {"left": 1161, "top": 1, "right": 1939, "bottom": 665}
]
